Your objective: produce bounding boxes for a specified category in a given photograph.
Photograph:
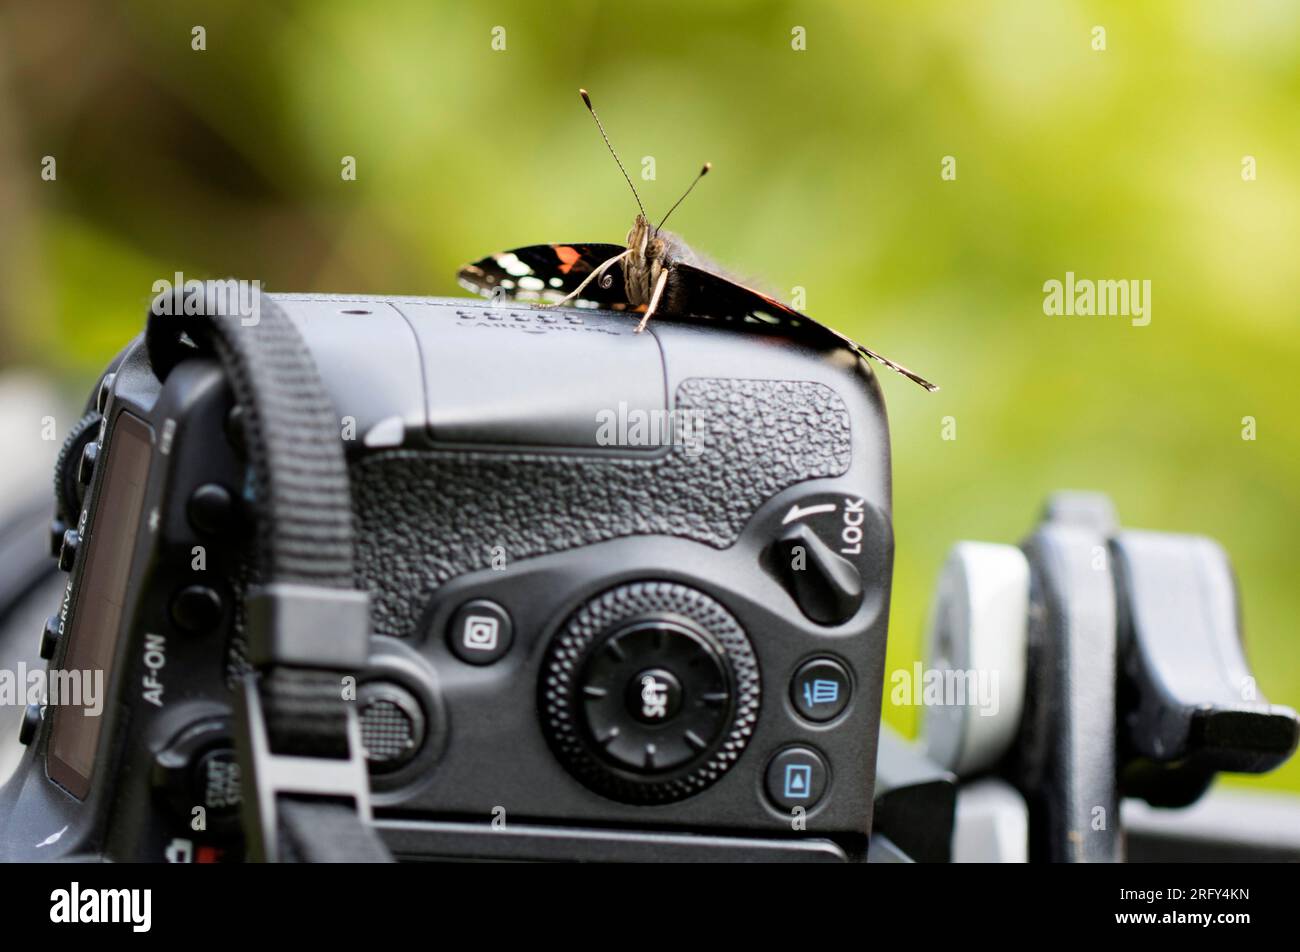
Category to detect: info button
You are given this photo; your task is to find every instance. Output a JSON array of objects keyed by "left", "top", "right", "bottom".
[
  {"left": 790, "top": 657, "right": 852, "bottom": 722},
  {"left": 448, "top": 599, "right": 514, "bottom": 665}
]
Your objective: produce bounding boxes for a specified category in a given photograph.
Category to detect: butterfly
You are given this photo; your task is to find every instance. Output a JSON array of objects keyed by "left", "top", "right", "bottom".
[{"left": 458, "top": 89, "right": 937, "bottom": 392}]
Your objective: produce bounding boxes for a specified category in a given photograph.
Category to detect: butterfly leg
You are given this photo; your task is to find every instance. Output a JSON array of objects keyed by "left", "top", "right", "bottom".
[
  {"left": 546, "top": 249, "right": 631, "bottom": 308},
  {"left": 634, "top": 269, "right": 670, "bottom": 333}
]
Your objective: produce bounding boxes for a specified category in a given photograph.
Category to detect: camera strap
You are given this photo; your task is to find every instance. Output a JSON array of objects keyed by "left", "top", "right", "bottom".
[{"left": 147, "top": 285, "right": 390, "bottom": 863}]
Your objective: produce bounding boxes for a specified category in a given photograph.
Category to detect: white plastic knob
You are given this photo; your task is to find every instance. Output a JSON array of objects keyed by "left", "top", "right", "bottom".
[{"left": 920, "top": 542, "right": 1030, "bottom": 776}]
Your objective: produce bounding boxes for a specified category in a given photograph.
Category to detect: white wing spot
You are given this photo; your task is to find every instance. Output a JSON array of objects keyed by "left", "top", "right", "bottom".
[{"left": 496, "top": 253, "right": 532, "bottom": 278}]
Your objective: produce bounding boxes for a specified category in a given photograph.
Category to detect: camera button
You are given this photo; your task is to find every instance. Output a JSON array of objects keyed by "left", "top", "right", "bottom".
[
  {"left": 77, "top": 441, "right": 99, "bottom": 487},
  {"left": 191, "top": 748, "right": 242, "bottom": 816},
  {"left": 790, "top": 657, "right": 852, "bottom": 723},
  {"left": 57, "top": 529, "right": 80, "bottom": 572},
  {"left": 95, "top": 372, "right": 115, "bottom": 414},
  {"left": 765, "top": 746, "right": 829, "bottom": 811},
  {"left": 39, "top": 613, "right": 61, "bottom": 660},
  {"left": 771, "top": 523, "right": 863, "bottom": 626},
  {"left": 625, "top": 667, "right": 684, "bottom": 725},
  {"left": 187, "top": 483, "right": 235, "bottom": 536},
  {"left": 448, "top": 599, "right": 514, "bottom": 665},
  {"left": 170, "top": 585, "right": 224, "bottom": 633},
  {"left": 48, "top": 518, "right": 67, "bottom": 558},
  {"left": 19, "top": 704, "right": 42, "bottom": 746},
  {"left": 358, "top": 681, "right": 427, "bottom": 772}
]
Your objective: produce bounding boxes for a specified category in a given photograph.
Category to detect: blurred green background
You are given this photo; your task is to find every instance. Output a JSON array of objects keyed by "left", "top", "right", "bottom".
[{"left": 0, "top": 1, "right": 1296, "bottom": 789}]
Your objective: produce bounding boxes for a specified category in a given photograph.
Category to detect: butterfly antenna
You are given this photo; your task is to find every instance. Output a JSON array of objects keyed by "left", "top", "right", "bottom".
[
  {"left": 579, "top": 89, "right": 647, "bottom": 220},
  {"left": 656, "top": 163, "right": 711, "bottom": 233}
]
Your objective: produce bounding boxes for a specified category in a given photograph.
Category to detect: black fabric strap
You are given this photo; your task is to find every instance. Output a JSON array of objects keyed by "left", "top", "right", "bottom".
[
  {"left": 147, "top": 284, "right": 389, "bottom": 862},
  {"left": 262, "top": 669, "right": 351, "bottom": 759}
]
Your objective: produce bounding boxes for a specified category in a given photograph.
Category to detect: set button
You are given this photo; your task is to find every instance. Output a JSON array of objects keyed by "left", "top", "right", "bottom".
[
  {"left": 576, "top": 620, "right": 732, "bottom": 774},
  {"left": 625, "top": 667, "right": 684, "bottom": 725}
]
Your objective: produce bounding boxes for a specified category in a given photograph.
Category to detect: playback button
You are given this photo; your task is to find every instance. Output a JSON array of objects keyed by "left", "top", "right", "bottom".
[
  {"left": 448, "top": 599, "right": 514, "bottom": 665},
  {"left": 764, "top": 746, "right": 829, "bottom": 811}
]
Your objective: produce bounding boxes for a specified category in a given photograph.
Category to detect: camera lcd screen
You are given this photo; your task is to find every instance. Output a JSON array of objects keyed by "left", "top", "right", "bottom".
[{"left": 47, "top": 411, "right": 153, "bottom": 800}]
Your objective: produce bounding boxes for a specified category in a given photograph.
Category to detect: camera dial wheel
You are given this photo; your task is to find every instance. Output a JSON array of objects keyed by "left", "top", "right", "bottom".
[{"left": 541, "top": 582, "right": 760, "bottom": 804}]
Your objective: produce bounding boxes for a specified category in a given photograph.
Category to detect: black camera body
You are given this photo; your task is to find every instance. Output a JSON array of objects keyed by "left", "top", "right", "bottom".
[{"left": 0, "top": 295, "right": 894, "bottom": 862}]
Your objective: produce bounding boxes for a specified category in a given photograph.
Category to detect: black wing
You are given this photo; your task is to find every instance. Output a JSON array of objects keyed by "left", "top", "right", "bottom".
[
  {"left": 457, "top": 242, "right": 631, "bottom": 308},
  {"left": 665, "top": 262, "right": 938, "bottom": 391}
]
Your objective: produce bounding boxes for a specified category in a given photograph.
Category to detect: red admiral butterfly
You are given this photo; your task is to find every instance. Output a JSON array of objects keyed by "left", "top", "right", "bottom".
[{"left": 458, "top": 89, "right": 937, "bottom": 391}]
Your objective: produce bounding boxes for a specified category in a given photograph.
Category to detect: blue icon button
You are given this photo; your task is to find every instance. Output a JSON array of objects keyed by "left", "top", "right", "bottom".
[
  {"left": 766, "top": 747, "right": 828, "bottom": 809},
  {"left": 791, "top": 658, "right": 851, "bottom": 723},
  {"left": 803, "top": 679, "right": 840, "bottom": 707},
  {"left": 783, "top": 763, "right": 813, "bottom": 799}
]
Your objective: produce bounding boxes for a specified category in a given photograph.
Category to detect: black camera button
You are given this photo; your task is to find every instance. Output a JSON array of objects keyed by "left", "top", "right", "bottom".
[
  {"left": 543, "top": 583, "right": 760, "bottom": 803},
  {"left": 152, "top": 719, "right": 242, "bottom": 828},
  {"left": 39, "top": 614, "right": 60, "bottom": 660},
  {"left": 57, "top": 529, "right": 79, "bottom": 572},
  {"left": 192, "top": 748, "right": 242, "bottom": 815},
  {"left": 95, "top": 372, "right": 115, "bottom": 414},
  {"left": 18, "top": 704, "right": 42, "bottom": 746},
  {"left": 577, "top": 621, "right": 732, "bottom": 774},
  {"left": 187, "top": 483, "right": 235, "bottom": 536},
  {"left": 765, "top": 746, "right": 829, "bottom": 811},
  {"left": 358, "top": 681, "right": 427, "bottom": 772},
  {"left": 625, "top": 667, "right": 684, "bottom": 725},
  {"left": 77, "top": 441, "right": 99, "bottom": 487},
  {"left": 170, "top": 585, "right": 224, "bottom": 634},
  {"left": 448, "top": 599, "right": 514, "bottom": 665},
  {"left": 790, "top": 657, "right": 852, "bottom": 723},
  {"left": 48, "top": 519, "right": 67, "bottom": 558}
]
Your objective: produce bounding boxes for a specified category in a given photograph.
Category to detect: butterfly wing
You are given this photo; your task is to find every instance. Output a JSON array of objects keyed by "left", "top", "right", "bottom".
[
  {"left": 458, "top": 243, "right": 631, "bottom": 308},
  {"left": 665, "top": 262, "right": 938, "bottom": 391}
]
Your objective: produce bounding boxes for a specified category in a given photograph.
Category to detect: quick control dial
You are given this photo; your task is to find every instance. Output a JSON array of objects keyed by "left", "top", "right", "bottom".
[{"left": 540, "top": 581, "right": 760, "bottom": 804}]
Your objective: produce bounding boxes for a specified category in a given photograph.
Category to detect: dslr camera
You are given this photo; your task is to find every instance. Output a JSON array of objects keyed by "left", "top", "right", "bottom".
[
  {"left": 0, "top": 286, "right": 1294, "bottom": 863},
  {"left": 0, "top": 287, "right": 894, "bottom": 862}
]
